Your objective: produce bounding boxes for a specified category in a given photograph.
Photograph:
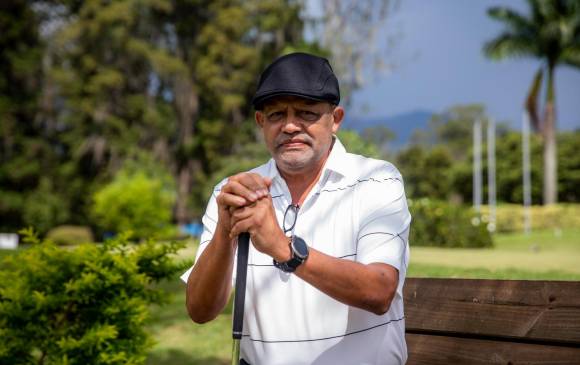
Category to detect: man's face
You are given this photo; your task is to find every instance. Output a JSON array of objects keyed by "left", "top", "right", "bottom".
[{"left": 255, "top": 96, "right": 344, "bottom": 175}]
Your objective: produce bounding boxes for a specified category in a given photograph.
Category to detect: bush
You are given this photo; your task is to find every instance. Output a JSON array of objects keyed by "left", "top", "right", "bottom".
[
  {"left": 46, "top": 225, "right": 94, "bottom": 246},
  {"left": 92, "top": 170, "right": 176, "bottom": 239},
  {"left": 0, "top": 229, "right": 185, "bottom": 365},
  {"left": 482, "top": 204, "right": 580, "bottom": 233},
  {"left": 409, "top": 199, "right": 493, "bottom": 248}
]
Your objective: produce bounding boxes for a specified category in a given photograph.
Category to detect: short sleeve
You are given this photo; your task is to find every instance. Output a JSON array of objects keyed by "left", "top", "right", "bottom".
[
  {"left": 355, "top": 170, "right": 411, "bottom": 273},
  {"left": 180, "top": 183, "right": 224, "bottom": 284}
]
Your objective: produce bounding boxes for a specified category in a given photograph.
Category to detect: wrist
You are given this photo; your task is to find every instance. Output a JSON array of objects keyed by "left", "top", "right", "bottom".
[
  {"left": 213, "top": 221, "right": 236, "bottom": 252},
  {"left": 273, "top": 235, "right": 309, "bottom": 273},
  {"left": 271, "top": 233, "right": 292, "bottom": 262}
]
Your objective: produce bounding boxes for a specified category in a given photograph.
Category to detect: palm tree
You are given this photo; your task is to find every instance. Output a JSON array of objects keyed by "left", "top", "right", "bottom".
[{"left": 484, "top": 0, "right": 580, "bottom": 204}]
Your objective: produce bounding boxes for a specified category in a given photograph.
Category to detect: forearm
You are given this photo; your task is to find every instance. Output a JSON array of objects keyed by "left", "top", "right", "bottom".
[
  {"left": 186, "top": 229, "right": 235, "bottom": 323},
  {"left": 295, "top": 248, "right": 398, "bottom": 315}
]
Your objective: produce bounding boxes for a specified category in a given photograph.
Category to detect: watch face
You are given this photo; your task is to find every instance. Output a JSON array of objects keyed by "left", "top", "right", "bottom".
[{"left": 292, "top": 236, "right": 309, "bottom": 259}]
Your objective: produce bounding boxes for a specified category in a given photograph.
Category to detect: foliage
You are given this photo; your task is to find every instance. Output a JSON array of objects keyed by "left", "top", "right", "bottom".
[
  {"left": 399, "top": 110, "right": 579, "bottom": 205},
  {"left": 20, "top": 177, "right": 71, "bottom": 235},
  {"left": 408, "top": 199, "right": 493, "bottom": 248},
  {"left": 0, "top": 0, "right": 44, "bottom": 232},
  {"left": 0, "top": 229, "right": 185, "bottom": 365},
  {"left": 557, "top": 131, "right": 580, "bottom": 202},
  {"left": 46, "top": 225, "right": 94, "bottom": 246},
  {"left": 451, "top": 131, "right": 544, "bottom": 204},
  {"left": 484, "top": 0, "right": 580, "bottom": 68},
  {"left": 452, "top": 130, "right": 580, "bottom": 205},
  {"left": 396, "top": 145, "right": 453, "bottom": 200},
  {"left": 336, "top": 129, "right": 381, "bottom": 159},
  {"left": 92, "top": 168, "right": 176, "bottom": 239},
  {"left": 0, "top": 0, "right": 311, "bottom": 235},
  {"left": 481, "top": 203, "right": 580, "bottom": 233}
]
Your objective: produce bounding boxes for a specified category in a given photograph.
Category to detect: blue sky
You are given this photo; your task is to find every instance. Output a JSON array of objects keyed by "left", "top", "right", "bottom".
[{"left": 343, "top": 0, "right": 580, "bottom": 130}]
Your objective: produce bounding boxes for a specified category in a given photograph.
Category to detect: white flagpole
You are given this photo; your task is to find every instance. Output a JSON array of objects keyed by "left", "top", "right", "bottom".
[
  {"left": 473, "top": 118, "right": 482, "bottom": 213},
  {"left": 522, "top": 112, "right": 532, "bottom": 234},
  {"left": 487, "top": 117, "right": 496, "bottom": 232}
]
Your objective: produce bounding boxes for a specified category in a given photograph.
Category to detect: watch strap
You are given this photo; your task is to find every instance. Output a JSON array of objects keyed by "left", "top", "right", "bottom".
[{"left": 273, "top": 236, "right": 307, "bottom": 273}]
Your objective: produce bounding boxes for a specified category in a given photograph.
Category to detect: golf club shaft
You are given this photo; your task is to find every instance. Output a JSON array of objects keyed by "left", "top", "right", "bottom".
[
  {"left": 231, "top": 340, "right": 240, "bottom": 365},
  {"left": 231, "top": 232, "right": 250, "bottom": 364}
]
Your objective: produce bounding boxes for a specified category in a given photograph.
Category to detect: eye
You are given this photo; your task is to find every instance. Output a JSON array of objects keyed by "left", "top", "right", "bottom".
[
  {"left": 266, "top": 111, "right": 284, "bottom": 122},
  {"left": 298, "top": 111, "right": 320, "bottom": 122}
]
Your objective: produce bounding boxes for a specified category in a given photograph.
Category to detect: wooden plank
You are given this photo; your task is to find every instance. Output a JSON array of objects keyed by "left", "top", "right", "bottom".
[
  {"left": 406, "top": 333, "right": 580, "bottom": 365},
  {"left": 404, "top": 278, "right": 580, "bottom": 344}
]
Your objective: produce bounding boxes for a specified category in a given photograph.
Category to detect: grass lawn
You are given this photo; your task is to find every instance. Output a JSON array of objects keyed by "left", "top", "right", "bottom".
[
  {"left": 145, "top": 279, "right": 232, "bottom": 365},
  {"left": 410, "top": 227, "right": 580, "bottom": 280},
  {"left": 144, "top": 227, "right": 580, "bottom": 364}
]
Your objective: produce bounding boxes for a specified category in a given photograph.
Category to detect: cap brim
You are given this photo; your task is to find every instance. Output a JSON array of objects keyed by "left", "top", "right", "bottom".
[{"left": 253, "top": 91, "right": 334, "bottom": 109}]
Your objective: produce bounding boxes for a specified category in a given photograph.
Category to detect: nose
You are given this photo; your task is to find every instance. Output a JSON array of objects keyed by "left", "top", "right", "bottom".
[{"left": 281, "top": 110, "right": 302, "bottom": 134}]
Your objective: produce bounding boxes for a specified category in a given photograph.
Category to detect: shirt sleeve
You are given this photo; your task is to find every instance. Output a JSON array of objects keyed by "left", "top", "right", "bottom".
[
  {"left": 355, "top": 170, "right": 411, "bottom": 273},
  {"left": 180, "top": 185, "right": 223, "bottom": 284}
]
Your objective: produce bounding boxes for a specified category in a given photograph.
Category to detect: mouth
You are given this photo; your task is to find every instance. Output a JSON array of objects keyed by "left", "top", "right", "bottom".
[{"left": 278, "top": 139, "right": 309, "bottom": 149}]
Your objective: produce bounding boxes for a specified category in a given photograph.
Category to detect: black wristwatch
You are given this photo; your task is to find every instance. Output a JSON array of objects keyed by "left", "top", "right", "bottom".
[{"left": 273, "top": 235, "right": 309, "bottom": 273}]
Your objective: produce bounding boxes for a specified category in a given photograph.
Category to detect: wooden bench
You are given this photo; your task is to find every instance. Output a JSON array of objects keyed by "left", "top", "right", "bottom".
[{"left": 403, "top": 278, "right": 580, "bottom": 364}]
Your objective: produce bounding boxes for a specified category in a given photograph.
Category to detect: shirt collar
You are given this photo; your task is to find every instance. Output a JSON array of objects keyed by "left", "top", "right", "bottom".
[{"left": 265, "top": 136, "right": 352, "bottom": 182}]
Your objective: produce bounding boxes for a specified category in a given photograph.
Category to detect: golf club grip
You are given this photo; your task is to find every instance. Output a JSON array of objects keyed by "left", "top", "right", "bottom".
[{"left": 232, "top": 232, "right": 250, "bottom": 340}]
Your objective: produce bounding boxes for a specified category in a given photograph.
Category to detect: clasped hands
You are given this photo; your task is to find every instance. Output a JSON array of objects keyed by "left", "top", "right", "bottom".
[{"left": 216, "top": 173, "right": 290, "bottom": 262}]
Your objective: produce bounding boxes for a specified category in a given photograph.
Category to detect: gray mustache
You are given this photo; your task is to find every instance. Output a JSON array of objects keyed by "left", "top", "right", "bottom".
[{"left": 276, "top": 135, "right": 312, "bottom": 146}]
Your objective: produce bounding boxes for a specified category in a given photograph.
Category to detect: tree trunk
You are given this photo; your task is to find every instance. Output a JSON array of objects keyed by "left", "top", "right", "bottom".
[
  {"left": 173, "top": 74, "right": 199, "bottom": 225},
  {"left": 542, "top": 64, "right": 557, "bottom": 205},
  {"left": 542, "top": 101, "right": 557, "bottom": 205}
]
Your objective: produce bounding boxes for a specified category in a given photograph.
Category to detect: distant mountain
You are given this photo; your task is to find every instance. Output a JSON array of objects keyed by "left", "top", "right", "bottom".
[{"left": 342, "top": 109, "right": 433, "bottom": 150}]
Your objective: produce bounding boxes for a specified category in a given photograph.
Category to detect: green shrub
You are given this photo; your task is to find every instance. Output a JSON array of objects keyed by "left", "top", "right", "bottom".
[
  {"left": 0, "top": 229, "right": 185, "bottom": 365},
  {"left": 409, "top": 199, "right": 493, "bottom": 248},
  {"left": 481, "top": 204, "right": 580, "bottom": 233},
  {"left": 92, "top": 170, "right": 176, "bottom": 239},
  {"left": 46, "top": 225, "right": 94, "bottom": 246}
]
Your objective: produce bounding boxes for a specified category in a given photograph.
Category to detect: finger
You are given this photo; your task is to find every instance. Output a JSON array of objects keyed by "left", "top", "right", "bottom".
[
  {"left": 217, "top": 191, "right": 249, "bottom": 208},
  {"left": 231, "top": 173, "right": 270, "bottom": 198},
  {"left": 222, "top": 180, "right": 259, "bottom": 203},
  {"left": 247, "top": 173, "right": 271, "bottom": 198},
  {"left": 230, "top": 206, "right": 254, "bottom": 225},
  {"left": 229, "top": 217, "right": 253, "bottom": 239}
]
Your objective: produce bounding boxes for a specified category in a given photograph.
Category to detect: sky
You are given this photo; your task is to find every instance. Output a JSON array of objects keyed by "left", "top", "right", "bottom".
[{"left": 339, "top": 0, "right": 580, "bottom": 130}]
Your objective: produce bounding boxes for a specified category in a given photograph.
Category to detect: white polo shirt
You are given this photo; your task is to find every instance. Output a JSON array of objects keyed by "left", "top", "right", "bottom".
[{"left": 181, "top": 138, "right": 411, "bottom": 365}]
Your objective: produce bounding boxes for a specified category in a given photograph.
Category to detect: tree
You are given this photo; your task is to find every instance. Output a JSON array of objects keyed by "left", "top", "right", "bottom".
[
  {"left": 451, "top": 131, "right": 544, "bottom": 205},
  {"left": 0, "top": 0, "right": 46, "bottom": 232},
  {"left": 484, "top": 0, "right": 580, "bottom": 204},
  {"left": 427, "top": 104, "right": 487, "bottom": 159},
  {"left": 337, "top": 129, "right": 381, "bottom": 159},
  {"left": 312, "top": 0, "right": 400, "bottom": 104},
  {"left": 395, "top": 145, "right": 453, "bottom": 200},
  {"left": 0, "top": 0, "right": 310, "bottom": 234}
]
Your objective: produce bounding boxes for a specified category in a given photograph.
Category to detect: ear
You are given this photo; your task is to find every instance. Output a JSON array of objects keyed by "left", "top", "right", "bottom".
[
  {"left": 331, "top": 106, "right": 345, "bottom": 134},
  {"left": 255, "top": 111, "right": 265, "bottom": 128}
]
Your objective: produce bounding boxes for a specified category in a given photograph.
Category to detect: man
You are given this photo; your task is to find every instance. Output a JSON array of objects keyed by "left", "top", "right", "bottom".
[{"left": 181, "top": 52, "right": 411, "bottom": 364}]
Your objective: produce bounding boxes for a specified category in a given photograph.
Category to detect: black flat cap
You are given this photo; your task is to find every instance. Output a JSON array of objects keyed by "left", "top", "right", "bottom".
[{"left": 252, "top": 52, "right": 340, "bottom": 109}]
